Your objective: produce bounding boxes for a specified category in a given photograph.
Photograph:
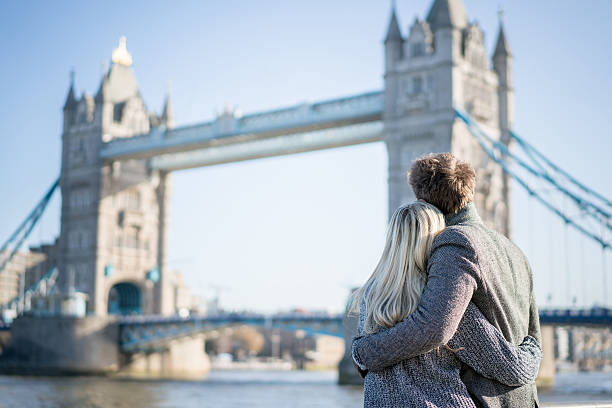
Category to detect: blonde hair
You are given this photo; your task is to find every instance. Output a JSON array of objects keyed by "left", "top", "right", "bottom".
[{"left": 349, "top": 201, "right": 445, "bottom": 334}]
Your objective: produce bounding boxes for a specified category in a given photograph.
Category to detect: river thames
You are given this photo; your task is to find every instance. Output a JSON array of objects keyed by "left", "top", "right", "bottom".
[{"left": 1, "top": 370, "right": 612, "bottom": 407}]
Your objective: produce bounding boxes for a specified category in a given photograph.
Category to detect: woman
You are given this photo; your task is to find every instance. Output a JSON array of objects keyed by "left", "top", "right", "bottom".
[{"left": 350, "top": 202, "right": 542, "bottom": 408}]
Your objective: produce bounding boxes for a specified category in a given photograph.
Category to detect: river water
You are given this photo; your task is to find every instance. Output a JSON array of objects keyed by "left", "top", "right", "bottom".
[{"left": 1, "top": 370, "right": 612, "bottom": 408}]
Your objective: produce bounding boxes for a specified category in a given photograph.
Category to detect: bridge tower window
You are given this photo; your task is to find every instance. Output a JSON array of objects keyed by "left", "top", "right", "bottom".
[
  {"left": 125, "top": 190, "right": 141, "bottom": 210},
  {"left": 126, "top": 226, "right": 141, "bottom": 248},
  {"left": 113, "top": 102, "right": 126, "bottom": 123},
  {"left": 411, "top": 43, "right": 425, "bottom": 57},
  {"left": 412, "top": 77, "right": 423, "bottom": 94}
]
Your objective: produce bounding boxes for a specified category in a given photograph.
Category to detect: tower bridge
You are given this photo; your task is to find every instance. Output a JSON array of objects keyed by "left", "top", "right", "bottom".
[
  {"left": 6, "top": 0, "right": 518, "bottom": 319},
  {"left": 53, "top": 0, "right": 515, "bottom": 318},
  {"left": 0, "top": 0, "right": 610, "bottom": 384}
]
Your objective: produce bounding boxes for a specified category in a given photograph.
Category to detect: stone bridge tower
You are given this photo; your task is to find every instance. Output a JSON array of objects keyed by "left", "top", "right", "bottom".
[
  {"left": 383, "top": 0, "right": 513, "bottom": 234},
  {"left": 58, "top": 38, "right": 173, "bottom": 316}
]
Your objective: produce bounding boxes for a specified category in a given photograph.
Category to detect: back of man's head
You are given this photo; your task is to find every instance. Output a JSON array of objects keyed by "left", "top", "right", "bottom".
[{"left": 408, "top": 153, "right": 475, "bottom": 215}]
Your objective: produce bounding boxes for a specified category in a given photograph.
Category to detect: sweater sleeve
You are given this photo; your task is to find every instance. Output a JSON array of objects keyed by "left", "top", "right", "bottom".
[
  {"left": 448, "top": 303, "right": 543, "bottom": 387},
  {"left": 351, "top": 300, "right": 369, "bottom": 378},
  {"left": 352, "top": 228, "right": 478, "bottom": 372}
]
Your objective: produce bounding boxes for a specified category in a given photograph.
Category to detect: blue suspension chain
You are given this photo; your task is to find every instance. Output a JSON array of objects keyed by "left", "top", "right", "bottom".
[
  {"left": 0, "top": 178, "right": 59, "bottom": 276},
  {"left": 511, "top": 131, "right": 612, "bottom": 210},
  {"left": 454, "top": 107, "right": 611, "bottom": 251}
]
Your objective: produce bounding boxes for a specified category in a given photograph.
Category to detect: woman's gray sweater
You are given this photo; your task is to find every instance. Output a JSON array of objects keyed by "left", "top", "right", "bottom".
[{"left": 353, "top": 302, "right": 542, "bottom": 408}]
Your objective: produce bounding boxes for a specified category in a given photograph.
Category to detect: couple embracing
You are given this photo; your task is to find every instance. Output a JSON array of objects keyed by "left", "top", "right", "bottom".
[{"left": 350, "top": 153, "right": 541, "bottom": 408}]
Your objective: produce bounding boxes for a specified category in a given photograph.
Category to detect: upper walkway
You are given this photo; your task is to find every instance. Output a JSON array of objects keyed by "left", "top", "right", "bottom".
[{"left": 100, "top": 91, "right": 384, "bottom": 171}]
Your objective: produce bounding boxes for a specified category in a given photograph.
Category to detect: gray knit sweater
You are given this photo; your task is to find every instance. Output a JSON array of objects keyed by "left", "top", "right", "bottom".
[
  {"left": 352, "top": 204, "right": 542, "bottom": 407},
  {"left": 353, "top": 302, "right": 541, "bottom": 408}
]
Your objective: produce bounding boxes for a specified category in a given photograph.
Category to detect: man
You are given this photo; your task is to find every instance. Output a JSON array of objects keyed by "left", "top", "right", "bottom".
[{"left": 352, "top": 153, "right": 541, "bottom": 407}]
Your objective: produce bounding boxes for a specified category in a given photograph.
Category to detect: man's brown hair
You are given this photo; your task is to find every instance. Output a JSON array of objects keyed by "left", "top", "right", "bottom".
[{"left": 407, "top": 153, "right": 475, "bottom": 215}]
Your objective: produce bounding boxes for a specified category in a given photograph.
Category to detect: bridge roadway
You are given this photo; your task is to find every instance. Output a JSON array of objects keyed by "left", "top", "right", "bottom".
[
  {"left": 119, "top": 308, "right": 612, "bottom": 353},
  {"left": 100, "top": 91, "right": 384, "bottom": 171}
]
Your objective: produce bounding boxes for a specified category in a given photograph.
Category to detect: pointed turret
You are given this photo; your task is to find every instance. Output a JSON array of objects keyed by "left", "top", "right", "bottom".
[
  {"left": 493, "top": 23, "right": 511, "bottom": 57},
  {"left": 385, "top": 7, "right": 402, "bottom": 44},
  {"left": 384, "top": 6, "right": 403, "bottom": 69},
  {"left": 63, "top": 70, "right": 78, "bottom": 111},
  {"left": 426, "top": 0, "right": 468, "bottom": 31},
  {"left": 160, "top": 93, "right": 175, "bottom": 129},
  {"left": 493, "top": 19, "right": 513, "bottom": 141},
  {"left": 492, "top": 12, "right": 514, "bottom": 237}
]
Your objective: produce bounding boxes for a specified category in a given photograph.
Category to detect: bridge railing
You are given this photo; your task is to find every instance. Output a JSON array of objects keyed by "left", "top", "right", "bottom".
[
  {"left": 539, "top": 308, "right": 612, "bottom": 326},
  {"left": 118, "top": 313, "right": 344, "bottom": 352}
]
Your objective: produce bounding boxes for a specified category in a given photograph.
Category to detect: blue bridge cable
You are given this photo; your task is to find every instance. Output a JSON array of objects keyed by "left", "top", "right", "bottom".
[
  {"left": 459, "top": 108, "right": 610, "bottom": 249},
  {"left": 512, "top": 137, "right": 612, "bottom": 233},
  {"left": 0, "top": 178, "right": 59, "bottom": 276},
  {"left": 457, "top": 110, "right": 611, "bottom": 226},
  {"left": 461, "top": 113, "right": 610, "bottom": 227},
  {"left": 454, "top": 107, "right": 610, "bottom": 251},
  {"left": 457, "top": 108, "right": 609, "bottom": 249},
  {"left": 454, "top": 107, "right": 609, "bottom": 229},
  {"left": 510, "top": 130, "right": 612, "bottom": 210},
  {"left": 510, "top": 134, "right": 611, "bottom": 231}
]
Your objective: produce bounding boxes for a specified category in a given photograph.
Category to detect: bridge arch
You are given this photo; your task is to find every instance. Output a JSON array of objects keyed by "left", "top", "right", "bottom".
[{"left": 108, "top": 282, "right": 142, "bottom": 315}]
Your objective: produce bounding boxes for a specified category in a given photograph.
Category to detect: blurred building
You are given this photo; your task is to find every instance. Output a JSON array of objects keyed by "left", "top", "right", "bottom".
[
  {"left": 554, "top": 326, "right": 612, "bottom": 372},
  {"left": 0, "top": 242, "right": 58, "bottom": 311},
  {"left": 167, "top": 270, "right": 203, "bottom": 315},
  {"left": 259, "top": 327, "right": 344, "bottom": 369},
  {"left": 0, "top": 250, "right": 26, "bottom": 308},
  {"left": 24, "top": 240, "right": 59, "bottom": 289},
  {"left": 303, "top": 335, "right": 345, "bottom": 370}
]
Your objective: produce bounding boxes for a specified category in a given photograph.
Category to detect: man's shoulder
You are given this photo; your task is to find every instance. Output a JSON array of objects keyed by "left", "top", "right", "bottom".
[
  {"left": 433, "top": 225, "right": 475, "bottom": 248},
  {"left": 430, "top": 226, "right": 479, "bottom": 264},
  {"left": 481, "top": 225, "right": 529, "bottom": 264},
  {"left": 438, "top": 222, "right": 521, "bottom": 251},
  {"left": 437, "top": 222, "right": 531, "bottom": 276}
]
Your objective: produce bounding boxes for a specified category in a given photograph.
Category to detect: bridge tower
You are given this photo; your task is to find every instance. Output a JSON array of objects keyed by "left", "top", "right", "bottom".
[
  {"left": 384, "top": 0, "right": 512, "bottom": 234},
  {"left": 58, "top": 38, "right": 173, "bottom": 316}
]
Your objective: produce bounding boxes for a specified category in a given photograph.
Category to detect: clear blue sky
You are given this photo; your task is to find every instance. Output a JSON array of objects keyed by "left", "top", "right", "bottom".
[{"left": 0, "top": 0, "right": 610, "bottom": 312}]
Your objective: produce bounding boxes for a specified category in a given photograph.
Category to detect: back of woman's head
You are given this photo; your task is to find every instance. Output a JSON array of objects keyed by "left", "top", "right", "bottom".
[{"left": 349, "top": 201, "right": 445, "bottom": 334}]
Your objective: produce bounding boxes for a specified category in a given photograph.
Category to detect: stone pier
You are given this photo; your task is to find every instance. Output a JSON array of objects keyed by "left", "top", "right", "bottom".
[
  {"left": 0, "top": 315, "right": 210, "bottom": 379},
  {"left": 537, "top": 325, "right": 556, "bottom": 389},
  {"left": 120, "top": 334, "right": 210, "bottom": 379},
  {"left": 338, "top": 310, "right": 363, "bottom": 385},
  {"left": 0, "top": 315, "right": 119, "bottom": 375}
]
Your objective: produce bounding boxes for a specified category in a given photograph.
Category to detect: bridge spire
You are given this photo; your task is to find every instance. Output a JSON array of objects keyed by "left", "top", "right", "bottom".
[
  {"left": 111, "top": 36, "right": 133, "bottom": 67},
  {"left": 385, "top": 3, "right": 402, "bottom": 43},
  {"left": 384, "top": 2, "right": 403, "bottom": 69},
  {"left": 63, "top": 69, "right": 77, "bottom": 111},
  {"left": 493, "top": 16, "right": 511, "bottom": 57},
  {"left": 161, "top": 86, "right": 175, "bottom": 129}
]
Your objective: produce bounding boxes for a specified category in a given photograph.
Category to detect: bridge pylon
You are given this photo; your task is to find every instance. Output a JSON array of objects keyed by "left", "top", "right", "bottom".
[
  {"left": 58, "top": 38, "right": 173, "bottom": 316},
  {"left": 383, "top": 0, "right": 511, "bottom": 233}
]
